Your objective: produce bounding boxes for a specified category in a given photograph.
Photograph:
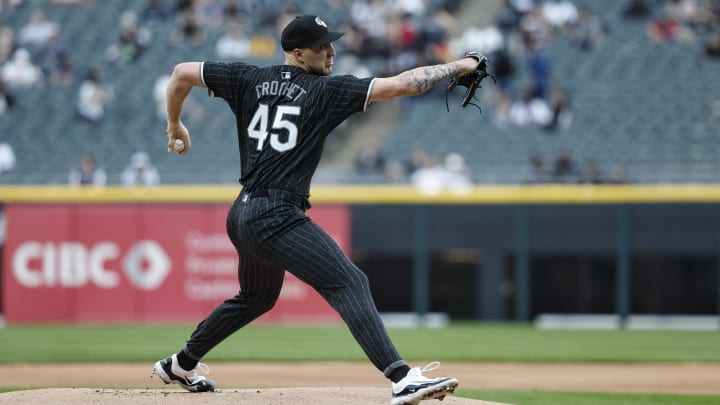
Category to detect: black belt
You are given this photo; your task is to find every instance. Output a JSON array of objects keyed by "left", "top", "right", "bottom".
[{"left": 239, "top": 189, "right": 311, "bottom": 211}]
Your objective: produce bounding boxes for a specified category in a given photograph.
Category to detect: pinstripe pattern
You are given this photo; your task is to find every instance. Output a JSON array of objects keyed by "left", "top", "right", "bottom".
[
  {"left": 179, "top": 61, "right": 409, "bottom": 378},
  {"left": 202, "top": 63, "right": 372, "bottom": 196},
  {"left": 183, "top": 191, "right": 404, "bottom": 373}
]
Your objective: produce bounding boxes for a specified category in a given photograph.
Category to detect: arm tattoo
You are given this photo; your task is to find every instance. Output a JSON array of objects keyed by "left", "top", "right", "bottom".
[{"left": 398, "top": 62, "right": 459, "bottom": 95}]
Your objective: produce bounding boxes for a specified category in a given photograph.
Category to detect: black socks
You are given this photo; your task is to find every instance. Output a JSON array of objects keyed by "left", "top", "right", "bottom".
[
  {"left": 389, "top": 365, "right": 411, "bottom": 383},
  {"left": 176, "top": 350, "right": 198, "bottom": 371}
]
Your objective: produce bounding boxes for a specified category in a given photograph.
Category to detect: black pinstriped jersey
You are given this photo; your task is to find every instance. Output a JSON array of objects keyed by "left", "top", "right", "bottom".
[{"left": 201, "top": 62, "right": 374, "bottom": 197}]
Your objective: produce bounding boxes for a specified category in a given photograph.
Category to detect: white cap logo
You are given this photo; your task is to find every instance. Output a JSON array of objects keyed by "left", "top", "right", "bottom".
[{"left": 315, "top": 17, "right": 327, "bottom": 28}]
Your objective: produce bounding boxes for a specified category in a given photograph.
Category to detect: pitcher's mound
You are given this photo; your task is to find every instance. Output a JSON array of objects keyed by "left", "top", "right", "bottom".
[{"left": 1, "top": 387, "right": 510, "bottom": 404}]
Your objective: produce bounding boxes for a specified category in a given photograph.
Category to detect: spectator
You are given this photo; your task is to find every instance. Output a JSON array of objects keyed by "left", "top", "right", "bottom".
[
  {"left": 410, "top": 154, "right": 448, "bottom": 195},
  {"left": 543, "top": 88, "right": 572, "bottom": 131},
  {"left": 392, "top": 0, "right": 427, "bottom": 17},
  {"left": 152, "top": 68, "right": 171, "bottom": 120},
  {"left": 499, "top": 0, "right": 536, "bottom": 31},
  {"left": 247, "top": 33, "right": 277, "bottom": 59},
  {"left": 509, "top": 0, "right": 536, "bottom": 16},
  {"left": 419, "top": 10, "right": 452, "bottom": 60},
  {"left": 493, "top": 91, "right": 513, "bottom": 128},
  {"left": 526, "top": 155, "right": 550, "bottom": 183},
  {"left": 18, "top": 9, "right": 58, "bottom": 51},
  {"left": 552, "top": 150, "right": 579, "bottom": 183},
  {"left": 332, "top": 53, "right": 373, "bottom": 77},
  {"left": 141, "top": 0, "right": 168, "bottom": 26},
  {"left": 450, "top": 22, "right": 504, "bottom": 56},
  {"left": 517, "top": 7, "right": 551, "bottom": 49},
  {"left": 541, "top": 0, "right": 579, "bottom": 32},
  {"left": 122, "top": 151, "right": 160, "bottom": 186},
  {"left": 705, "top": 32, "right": 720, "bottom": 58},
  {"left": 0, "top": 134, "right": 15, "bottom": 174},
  {"left": 704, "top": 2, "right": 720, "bottom": 31},
  {"left": 410, "top": 152, "right": 471, "bottom": 195},
  {"left": 106, "top": 10, "right": 151, "bottom": 62},
  {"left": 354, "top": 139, "right": 386, "bottom": 175},
  {"left": 622, "top": 0, "right": 652, "bottom": 20},
  {"left": 175, "top": 0, "right": 193, "bottom": 14},
  {"left": 396, "top": 12, "right": 419, "bottom": 51},
  {"left": 648, "top": 14, "right": 682, "bottom": 42},
  {"left": 1, "top": 48, "right": 42, "bottom": 88},
  {"left": 221, "top": 0, "right": 241, "bottom": 25},
  {"left": 666, "top": 0, "right": 702, "bottom": 27},
  {"left": 40, "top": 30, "right": 75, "bottom": 86},
  {"left": 404, "top": 145, "right": 432, "bottom": 176},
  {"left": 385, "top": 161, "right": 407, "bottom": 183},
  {"left": 491, "top": 48, "right": 516, "bottom": 127},
  {"left": 0, "top": 0, "right": 23, "bottom": 13},
  {"left": 0, "top": 26, "right": 16, "bottom": 64},
  {"left": 349, "top": 0, "right": 391, "bottom": 57},
  {"left": 251, "top": 0, "right": 283, "bottom": 28},
  {"left": 443, "top": 152, "right": 472, "bottom": 194},
  {"left": 76, "top": 69, "right": 112, "bottom": 124},
  {"left": 569, "top": 7, "right": 604, "bottom": 50},
  {"left": 215, "top": 21, "right": 251, "bottom": 60},
  {"left": 153, "top": 67, "right": 204, "bottom": 122},
  {"left": 193, "top": 0, "right": 225, "bottom": 28},
  {"left": 492, "top": 47, "right": 516, "bottom": 94},
  {"left": 173, "top": 9, "right": 207, "bottom": 46},
  {"left": 527, "top": 38, "right": 551, "bottom": 98},
  {"left": 44, "top": 48, "right": 75, "bottom": 86},
  {"left": 508, "top": 89, "right": 553, "bottom": 127},
  {"left": 69, "top": 153, "right": 107, "bottom": 187},
  {"left": 0, "top": 80, "right": 15, "bottom": 115}
]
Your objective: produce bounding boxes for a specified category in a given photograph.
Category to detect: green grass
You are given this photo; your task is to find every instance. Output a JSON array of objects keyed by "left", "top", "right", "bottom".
[
  {"left": 460, "top": 390, "right": 720, "bottom": 405},
  {"left": 1, "top": 323, "right": 719, "bottom": 403},
  {"left": 0, "top": 322, "right": 718, "bottom": 363},
  {"left": 384, "top": 323, "right": 720, "bottom": 363}
]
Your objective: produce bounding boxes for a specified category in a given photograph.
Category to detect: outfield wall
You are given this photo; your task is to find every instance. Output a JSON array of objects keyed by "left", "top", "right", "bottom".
[{"left": 1, "top": 185, "right": 719, "bottom": 323}]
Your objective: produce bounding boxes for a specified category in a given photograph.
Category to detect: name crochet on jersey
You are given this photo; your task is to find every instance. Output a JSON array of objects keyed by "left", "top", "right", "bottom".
[{"left": 255, "top": 80, "right": 308, "bottom": 102}]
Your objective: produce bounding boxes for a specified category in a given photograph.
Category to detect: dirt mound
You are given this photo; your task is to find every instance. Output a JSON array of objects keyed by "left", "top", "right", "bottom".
[
  {"left": 2, "top": 362, "right": 720, "bottom": 394},
  {"left": 0, "top": 388, "right": 508, "bottom": 405}
]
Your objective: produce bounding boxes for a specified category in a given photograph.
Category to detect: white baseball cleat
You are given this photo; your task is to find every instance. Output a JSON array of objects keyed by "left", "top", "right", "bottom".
[
  {"left": 152, "top": 354, "right": 215, "bottom": 392},
  {"left": 390, "top": 362, "right": 459, "bottom": 405}
]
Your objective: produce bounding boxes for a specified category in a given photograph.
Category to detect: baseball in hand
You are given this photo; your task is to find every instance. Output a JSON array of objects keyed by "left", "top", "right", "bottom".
[{"left": 172, "top": 139, "right": 185, "bottom": 152}]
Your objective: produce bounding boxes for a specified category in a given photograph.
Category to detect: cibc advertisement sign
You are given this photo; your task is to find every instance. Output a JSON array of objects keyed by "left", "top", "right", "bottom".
[{"left": 3, "top": 203, "right": 349, "bottom": 323}]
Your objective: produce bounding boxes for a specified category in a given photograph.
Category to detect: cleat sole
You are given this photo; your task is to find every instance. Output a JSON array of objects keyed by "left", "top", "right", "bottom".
[{"left": 393, "top": 379, "right": 459, "bottom": 405}]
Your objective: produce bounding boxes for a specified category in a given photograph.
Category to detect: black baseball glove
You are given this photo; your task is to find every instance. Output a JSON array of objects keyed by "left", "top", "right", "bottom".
[{"left": 446, "top": 51, "right": 496, "bottom": 112}]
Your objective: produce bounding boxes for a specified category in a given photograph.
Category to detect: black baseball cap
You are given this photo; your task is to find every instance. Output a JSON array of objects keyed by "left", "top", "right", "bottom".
[{"left": 281, "top": 15, "right": 345, "bottom": 51}]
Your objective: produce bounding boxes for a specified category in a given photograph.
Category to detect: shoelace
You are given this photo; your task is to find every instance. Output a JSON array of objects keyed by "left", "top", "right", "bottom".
[
  {"left": 186, "top": 362, "right": 210, "bottom": 380},
  {"left": 420, "top": 362, "right": 441, "bottom": 373},
  {"left": 405, "top": 361, "right": 442, "bottom": 379},
  {"left": 197, "top": 362, "right": 210, "bottom": 375}
]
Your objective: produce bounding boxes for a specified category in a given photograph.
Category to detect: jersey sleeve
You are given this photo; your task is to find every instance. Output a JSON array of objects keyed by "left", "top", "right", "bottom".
[
  {"left": 201, "top": 62, "right": 253, "bottom": 107},
  {"left": 324, "top": 75, "right": 375, "bottom": 122}
]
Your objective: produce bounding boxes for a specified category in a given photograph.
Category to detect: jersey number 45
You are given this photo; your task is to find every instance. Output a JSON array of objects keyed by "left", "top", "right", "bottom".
[{"left": 247, "top": 103, "right": 300, "bottom": 152}]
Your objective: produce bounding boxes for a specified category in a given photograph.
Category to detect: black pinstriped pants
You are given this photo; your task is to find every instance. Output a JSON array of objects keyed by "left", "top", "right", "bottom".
[{"left": 182, "top": 189, "right": 407, "bottom": 376}]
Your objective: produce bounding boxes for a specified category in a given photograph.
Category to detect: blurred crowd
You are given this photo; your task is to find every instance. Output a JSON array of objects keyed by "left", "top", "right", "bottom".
[
  {"left": 0, "top": 0, "right": 465, "bottom": 185},
  {"left": 0, "top": 0, "right": 718, "bottom": 187},
  {"left": 354, "top": 0, "right": 720, "bottom": 191}
]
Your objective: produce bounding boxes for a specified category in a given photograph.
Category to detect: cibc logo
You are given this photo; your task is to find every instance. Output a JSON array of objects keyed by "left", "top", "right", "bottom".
[{"left": 12, "top": 240, "right": 171, "bottom": 289}]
